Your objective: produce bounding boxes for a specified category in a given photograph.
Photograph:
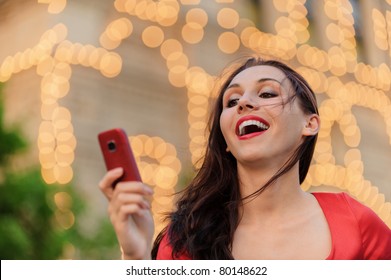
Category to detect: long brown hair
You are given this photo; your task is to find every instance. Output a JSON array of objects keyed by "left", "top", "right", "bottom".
[{"left": 151, "top": 57, "right": 319, "bottom": 259}]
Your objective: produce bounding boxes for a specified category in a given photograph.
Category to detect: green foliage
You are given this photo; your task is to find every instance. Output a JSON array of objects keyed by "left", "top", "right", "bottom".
[
  {"left": 0, "top": 83, "right": 119, "bottom": 259},
  {"left": 74, "top": 219, "right": 121, "bottom": 260},
  {"left": 0, "top": 83, "right": 74, "bottom": 259},
  {"left": 0, "top": 84, "right": 26, "bottom": 164},
  {"left": 0, "top": 169, "right": 67, "bottom": 259}
]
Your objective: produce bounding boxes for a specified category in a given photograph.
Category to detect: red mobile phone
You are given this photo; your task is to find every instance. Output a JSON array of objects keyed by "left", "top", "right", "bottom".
[{"left": 98, "top": 128, "right": 142, "bottom": 183}]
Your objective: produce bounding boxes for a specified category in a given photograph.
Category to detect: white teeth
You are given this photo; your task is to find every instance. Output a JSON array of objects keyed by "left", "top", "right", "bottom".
[{"left": 239, "top": 120, "right": 269, "bottom": 136}]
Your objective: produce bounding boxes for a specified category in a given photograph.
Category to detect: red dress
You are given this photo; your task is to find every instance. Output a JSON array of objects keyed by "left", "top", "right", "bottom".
[{"left": 156, "top": 192, "right": 391, "bottom": 260}]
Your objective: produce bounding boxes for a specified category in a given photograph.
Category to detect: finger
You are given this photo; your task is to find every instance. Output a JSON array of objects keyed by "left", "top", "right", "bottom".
[
  {"left": 108, "top": 192, "right": 151, "bottom": 221},
  {"left": 112, "top": 193, "right": 151, "bottom": 212},
  {"left": 99, "top": 167, "right": 124, "bottom": 199},
  {"left": 114, "top": 181, "right": 154, "bottom": 197},
  {"left": 113, "top": 203, "right": 150, "bottom": 223}
]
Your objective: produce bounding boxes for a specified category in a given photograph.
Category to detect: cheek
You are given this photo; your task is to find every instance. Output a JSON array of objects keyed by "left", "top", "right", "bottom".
[
  {"left": 262, "top": 103, "right": 285, "bottom": 119},
  {"left": 279, "top": 114, "right": 306, "bottom": 141},
  {"left": 219, "top": 113, "right": 228, "bottom": 135},
  {"left": 219, "top": 111, "right": 232, "bottom": 139}
]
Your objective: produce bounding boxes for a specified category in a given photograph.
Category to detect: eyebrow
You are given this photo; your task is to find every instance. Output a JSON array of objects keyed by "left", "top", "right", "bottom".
[{"left": 226, "top": 78, "right": 282, "bottom": 90}]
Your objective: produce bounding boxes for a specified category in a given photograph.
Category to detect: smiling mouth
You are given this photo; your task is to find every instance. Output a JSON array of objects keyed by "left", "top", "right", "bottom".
[{"left": 238, "top": 119, "right": 270, "bottom": 136}]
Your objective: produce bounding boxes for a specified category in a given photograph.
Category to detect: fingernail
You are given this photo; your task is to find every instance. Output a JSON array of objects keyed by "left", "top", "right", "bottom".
[{"left": 112, "top": 167, "right": 123, "bottom": 174}]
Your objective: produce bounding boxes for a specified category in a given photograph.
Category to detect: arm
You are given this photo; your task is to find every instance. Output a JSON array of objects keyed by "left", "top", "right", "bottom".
[{"left": 99, "top": 167, "right": 155, "bottom": 260}]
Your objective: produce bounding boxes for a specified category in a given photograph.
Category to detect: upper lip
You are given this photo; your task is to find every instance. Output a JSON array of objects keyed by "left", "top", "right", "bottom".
[{"left": 235, "top": 115, "right": 270, "bottom": 136}]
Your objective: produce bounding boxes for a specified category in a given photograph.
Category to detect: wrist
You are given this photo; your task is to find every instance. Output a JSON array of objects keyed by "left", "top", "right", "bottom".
[{"left": 121, "top": 246, "right": 151, "bottom": 260}]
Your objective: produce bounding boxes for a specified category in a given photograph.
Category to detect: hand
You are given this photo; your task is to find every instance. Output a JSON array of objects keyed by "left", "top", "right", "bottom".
[{"left": 99, "top": 167, "right": 154, "bottom": 260}]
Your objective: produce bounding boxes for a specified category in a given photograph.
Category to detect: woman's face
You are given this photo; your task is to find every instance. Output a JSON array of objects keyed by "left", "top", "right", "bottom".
[{"left": 219, "top": 65, "right": 314, "bottom": 168}]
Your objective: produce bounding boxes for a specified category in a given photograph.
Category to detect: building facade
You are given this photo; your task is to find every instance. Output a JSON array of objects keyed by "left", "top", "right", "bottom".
[{"left": 1, "top": 0, "right": 390, "bottom": 255}]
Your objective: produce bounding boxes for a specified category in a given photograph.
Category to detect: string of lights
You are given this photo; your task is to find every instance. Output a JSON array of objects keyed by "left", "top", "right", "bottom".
[{"left": 0, "top": 0, "right": 390, "bottom": 235}]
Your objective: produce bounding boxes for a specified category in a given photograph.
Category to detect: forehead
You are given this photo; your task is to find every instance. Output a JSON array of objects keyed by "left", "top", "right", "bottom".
[{"left": 229, "top": 65, "right": 288, "bottom": 86}]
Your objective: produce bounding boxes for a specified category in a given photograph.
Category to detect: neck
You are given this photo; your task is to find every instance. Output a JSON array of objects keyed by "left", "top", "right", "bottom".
[{"left": 237, "top": 162, "right": 309, "bottom": 224}]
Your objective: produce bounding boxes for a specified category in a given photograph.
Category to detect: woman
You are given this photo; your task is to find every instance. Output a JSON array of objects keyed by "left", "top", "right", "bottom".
[{"left": 99, "top": 57, "right": 391, "bottom": 260}]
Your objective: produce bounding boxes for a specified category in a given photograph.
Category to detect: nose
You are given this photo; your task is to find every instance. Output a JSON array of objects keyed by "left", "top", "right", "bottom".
[{"left": 237, "top": 93, "right": 258, "bottom": 113}]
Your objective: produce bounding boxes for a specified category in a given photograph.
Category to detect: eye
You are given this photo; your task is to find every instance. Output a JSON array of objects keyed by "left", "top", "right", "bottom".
[
  {"left": 259, "top": 92, "right": 277, "bottom": 98},
  {"left": 227, "top": 98, "right": 239, "bottom": 108}
]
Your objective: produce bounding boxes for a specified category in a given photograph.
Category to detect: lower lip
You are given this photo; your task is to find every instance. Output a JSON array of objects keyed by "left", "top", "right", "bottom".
[{"left": 238, "top": 131, "right": 266, "bottom": 140}]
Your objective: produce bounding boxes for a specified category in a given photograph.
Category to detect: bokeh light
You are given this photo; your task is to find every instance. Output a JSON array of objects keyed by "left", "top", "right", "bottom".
[
  {"left": 129, "top": 135, "right": 181, "bottom": 237},
  {"left": 2, "top": 0, "right": 391, "bottom": 235}
]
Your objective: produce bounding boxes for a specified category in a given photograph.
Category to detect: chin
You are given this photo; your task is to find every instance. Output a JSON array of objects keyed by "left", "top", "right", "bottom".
[{"left": 235, "top": 152, "right": 269, "bottom": 164}]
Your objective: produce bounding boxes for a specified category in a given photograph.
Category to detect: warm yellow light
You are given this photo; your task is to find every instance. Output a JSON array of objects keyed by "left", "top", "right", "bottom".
[
  {"left": 54, "top": 192, "right": 73, "bottom": 211},
  {"left": 51, "top": 23, "right": 68, "bottom": 43},
  {"left": 189, "top": 95, "right": 208, "bottom": 106},
  {"left": 217, "top": 32, "right": 240, "bottom": 54},
  {"left": 100, "top": 33, "right": 121, "bottom": 50},
  {"left": 328, "top": 46, "right": 347, "bottom": 76},
  {"left": 240, "top": 26, "right": 259, "bottom": 48},
  {"left": 56, "top": 131, "right": 74, "bottom": 142},
  {"left": 185, "top": 67, "right": 214, "bottom": 94},
  {"left": 153, "top": 142, "right": 167, "bottom": 160},
  {"left": 275, "top": 16, "right": 294, "bottom": 33},
  {"left": 168, "top": 68, "right": 187, "bottom": 87},
  {"left": 55, "top": 209, "right": 75, "bottom": 229},
  {"left": 134, "top": 0, "right": 148, "bottom": 19},
  {"left": 186, "top": 8, "right": 208, "bottom": 27},
  {"left": 53, "top": 42, "right": 68, "bottom": 63},
  {"left": 76, "top": 45, "right": 92, "bottom": 67},
  {"left": 53, "top": 62, "right": 72, "bottom": 79},
  {"left": 217, "top": 8, "right": 239, "bottom": 29},
  {"left": 295, "top": 26, "right": 310, "bottom": 44},
  {"left": 114, "top": 0, "right": 127, "bottom": 12},
  {"left": 99, "top": 52, "right": 122, "bottom": 78},
  {"left": 36, "top": 55, "right": 54, "bottom": 76},
  {"left": 47, "top": 0, "right": 67, "bottom": 14},
  {"left": 161, "top": 156, "right": 182, "bottom": 172},
  {"left": 182, "top": 22, "right": 204, "bottom": 44},
  {"left": 156, "top": 0, "right": 179, "bottom": 26},
  {"left": 372, "top": 9, "right": 389, "bottom": 51},
  {"left": 1, "top": 0, "right": 390, "bottom": 228},
  {"left": 324, "top": 0, "right": 338, "bottom": 20},
  {"left": 180, "top": 0, "right": 201, "bottom": 5},
  {"left": 273, "top": 0, "right": 296, "bottom": 13},
  {"left": 145, "top": 1, "right": 157, "bottom": 21},
  {"left": 128, "top": 134, "right": 180, "bottom": 237},
  {"left": 234, "top": 18, "right": 255, "bottom": 35},
  {"left": 166, "top": 52, "right": 189, "bottom": 70},
  {"left": 160, "top": 39, "right": 183, "bottom": 59},
  {"left": 89, "top": 48, "right": 107, "bottom": 70},
  {"left": 108, "top": 18, "right": 133, "bottom": 41},
  {"left": 344, "top": 148, "right": 361, "bottom": 166},
  {"left": 142, "top": 26, "right": 165, "bottom": 48},
  {"left": 39, "top": 150, "right": 56, "bottom": 169},
  {"left": 154, "top": 166, "right": 178, "bottom": 189},
  {"left": 326, "top": 23, "right": 344, "bottom": 44},
  {"left": 124, "top": 0, "right": 137, "bottom": 14},
  {"left": 54, "top": 165, "right": 74, "bottom": 184},
  {"left": 290, "top": 4, "right": 307, "bottom": 20}
]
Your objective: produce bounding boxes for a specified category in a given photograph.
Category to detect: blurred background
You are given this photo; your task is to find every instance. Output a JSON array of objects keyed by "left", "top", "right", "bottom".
[{"left": 0, "top": 0, "right": 390, "bottom": 259}]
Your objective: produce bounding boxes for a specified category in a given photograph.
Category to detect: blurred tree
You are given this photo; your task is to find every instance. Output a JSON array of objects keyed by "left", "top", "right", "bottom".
[{"left": 0, "top": 83, "right": 119, "bottom": 259}]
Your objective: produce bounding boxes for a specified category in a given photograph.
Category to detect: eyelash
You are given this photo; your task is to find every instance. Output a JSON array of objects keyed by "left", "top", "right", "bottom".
[
  {"left": 226, "top": 92, "right": 277, "bottom": 108},
  {"left": 227, "top": 99, "right": 238, "bottom": 107}
]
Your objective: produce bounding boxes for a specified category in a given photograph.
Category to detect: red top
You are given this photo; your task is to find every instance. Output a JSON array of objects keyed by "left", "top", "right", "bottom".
[{"left": 156, "top": 192, "right": 391, "bottom": 260}]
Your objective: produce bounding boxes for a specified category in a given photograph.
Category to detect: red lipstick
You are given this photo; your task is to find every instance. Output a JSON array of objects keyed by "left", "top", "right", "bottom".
[{"left": 236, "top": 115, "right": 270, "bottom": 140}]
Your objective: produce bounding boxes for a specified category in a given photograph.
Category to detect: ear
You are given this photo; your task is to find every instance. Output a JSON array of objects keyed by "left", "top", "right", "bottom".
[{"left": 302, "top": 114, "right": 320, "bottom": 136}]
